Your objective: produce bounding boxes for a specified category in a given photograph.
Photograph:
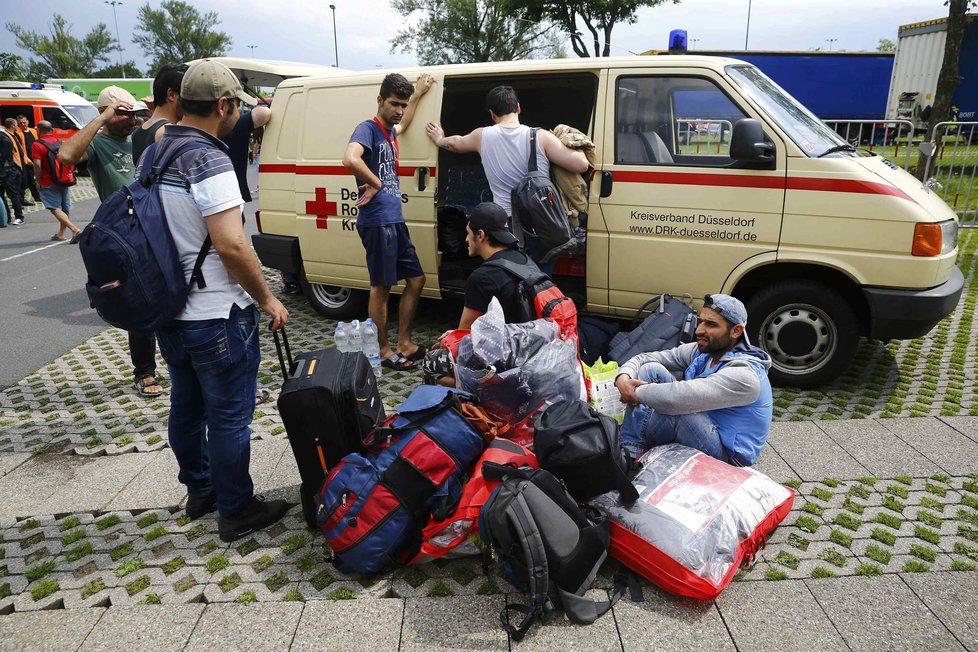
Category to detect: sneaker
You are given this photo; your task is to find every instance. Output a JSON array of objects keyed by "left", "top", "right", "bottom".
[
  {"left": 218, "top": 495, "right": 289, "bottom": 542},
  {"left": 185, "top": 492, "right": 217, "bottom": 519},
  {"left": 11, "top": 218, "right": 23, "bottom": 225},
  {"left": 22, "top": 199, "right": 34, "bottom": 206}
]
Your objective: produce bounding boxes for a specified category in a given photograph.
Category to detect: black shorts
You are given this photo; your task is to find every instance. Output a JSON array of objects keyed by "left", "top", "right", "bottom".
[{"left": 357, "top": 222, "right": 424, "bottom": 287}]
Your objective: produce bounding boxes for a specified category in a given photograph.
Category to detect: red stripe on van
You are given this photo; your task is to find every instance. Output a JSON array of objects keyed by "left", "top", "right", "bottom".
[
  {"left": 613, "top": 170, "right": 785, "bottom": 189},
  {"left": 259, "top": 163, "right": 436, "bottom": 177},
  {"left": 613, "top": 170, "right": 915, "bottom": 203},
  {"left": 785, "top": 177, "right": 915, "bottom": 203}
]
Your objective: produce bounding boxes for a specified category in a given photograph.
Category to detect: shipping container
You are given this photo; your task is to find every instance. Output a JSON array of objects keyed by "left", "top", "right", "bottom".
[{"left": 885, "top": 14, "right": 978, "bottom": 130}]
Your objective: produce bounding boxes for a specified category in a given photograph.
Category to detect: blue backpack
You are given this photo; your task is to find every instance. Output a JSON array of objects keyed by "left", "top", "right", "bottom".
[
  {"left": 79, "top": 139, "right": 212, "bottom": 331},
  {"left": 315, "top": 386, "right": 491, "bottom": 574}
]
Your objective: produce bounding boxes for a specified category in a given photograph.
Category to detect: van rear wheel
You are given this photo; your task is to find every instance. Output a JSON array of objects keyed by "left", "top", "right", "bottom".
[
  {"left": 299, "top": 272, "right": 368, "bottom": 320},
  {"left": 745, "top": 281, "right": 859, "bottom": 388}
]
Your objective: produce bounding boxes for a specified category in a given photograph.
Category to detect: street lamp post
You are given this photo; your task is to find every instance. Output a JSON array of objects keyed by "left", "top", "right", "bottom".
[
  {"left": 247, "top": 44, "right": 257, "bottom": 57},
  {"left": 105, "top": 0, "right": 125, "bottom": 79},
  {"left": 690, "top": 38, "right": 700, "bottom": 49},
  {"left": 744, "top": 0, "right": 752, "bottom": 50},
  {"left": 329, "top": 4, "right": 339, "bottom": 68},
  {"left": 826, "top": 38, "right": 838, "bottom": 51}
]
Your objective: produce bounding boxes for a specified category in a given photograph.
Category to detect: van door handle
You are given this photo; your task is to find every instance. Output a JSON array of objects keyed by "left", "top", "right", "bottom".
[
  {"left": 600, "top": 171, "right": 613, "bottom": 198},
  {"left": 417, "top": 167, "right": 428, "bottom": 192}
]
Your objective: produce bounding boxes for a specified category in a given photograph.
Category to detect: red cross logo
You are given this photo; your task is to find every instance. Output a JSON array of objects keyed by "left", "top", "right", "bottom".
[{"left": 305, "top": 187, "right": 337, "bottom": 229}]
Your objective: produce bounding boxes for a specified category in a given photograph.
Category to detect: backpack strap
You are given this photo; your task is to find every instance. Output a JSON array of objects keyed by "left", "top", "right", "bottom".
[
  {"left": 498, "top": 489, "right": 550, "bottom": 641},
  {"left": 596, "top": 411, "right": 639, "bottom": 505},
  {"left": 526, "top": 127, "right": 539, "bottom": 174},
  {"left": 142, "top": 139, "right": 215, "bottom": 291},
  {"left": 483, "top": 256, "right": 549, "bottom": 288}
]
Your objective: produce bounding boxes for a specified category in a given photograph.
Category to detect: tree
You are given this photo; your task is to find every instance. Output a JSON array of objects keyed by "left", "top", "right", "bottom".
[
  {"left": 94, "top": 62, "right": 145, "bottom": 78},
  {"left": 391, "top": 0, "right": 562, "bottom": 65},
  {"left": 6, "top": 15, "right": 115, "bottom": 78},
  {"left": 877, "top": 38, "right": 895, "bottom": 52},
  {"left": 133, "top": 0, "right": 232, "bottom": 73},
  {"left": 915, "top": 0, "right": 969, "bottom": 180},
  {"left": 521, "top": 0, "right": 679, "bottom": 58},
  {"left": 0, "top": 53, "right": 26, "bottom": 80}
]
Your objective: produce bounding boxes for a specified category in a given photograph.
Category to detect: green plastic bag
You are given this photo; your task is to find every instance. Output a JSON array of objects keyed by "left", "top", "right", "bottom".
[{"left": 583, "top": 357, "right": 625, "bottom": 423}]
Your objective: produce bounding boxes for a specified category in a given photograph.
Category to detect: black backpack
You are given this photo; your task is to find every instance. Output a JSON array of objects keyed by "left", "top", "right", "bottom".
[
  {"left": 533, "top": 399, "right": 638, "bottom": 504},
  {"left": 609, "top": 294, "right": 697, "bottom": 364},
  {"left": 478, "top": 465, "right": 628, "bottom": 640},
  {"left": 510, "top": 128, "right": 575, "bottom": 263}
]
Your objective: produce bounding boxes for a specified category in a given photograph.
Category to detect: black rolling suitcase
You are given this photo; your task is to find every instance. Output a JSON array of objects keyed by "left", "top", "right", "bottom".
[{"left": 274, "top": 328, "right": 386, "bottom": 528}]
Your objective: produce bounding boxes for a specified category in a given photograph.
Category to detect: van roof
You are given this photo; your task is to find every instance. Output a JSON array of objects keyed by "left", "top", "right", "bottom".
[
  {"left": 186, "top": 57, "right": 349, "bottom": 88},
  {"left": 276, "top": 54, "right": 752, "bottom": 88},
  {"left": 0, "top": 84, "right": 91, "bottom": 104}
]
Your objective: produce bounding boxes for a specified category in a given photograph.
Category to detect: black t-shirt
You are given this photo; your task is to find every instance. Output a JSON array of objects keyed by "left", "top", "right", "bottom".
[
  {"left": 464, "top": 248, "right": 536, "bottom": 323},
  {"left": 222, "top": 112, "right": 255, "bottom": 202},
  {"left": 131, "top": 119, "right": 169, "bottom": 168}
]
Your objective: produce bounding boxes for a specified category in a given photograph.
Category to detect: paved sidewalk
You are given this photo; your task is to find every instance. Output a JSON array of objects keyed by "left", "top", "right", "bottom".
[{"left": 0, "top": 229, "right": 976, "bottom": 648}]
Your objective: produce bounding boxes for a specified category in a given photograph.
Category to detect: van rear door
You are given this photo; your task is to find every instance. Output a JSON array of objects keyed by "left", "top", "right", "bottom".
[{"left": 597, "top": 66, "right": 787, "bottom": 313}]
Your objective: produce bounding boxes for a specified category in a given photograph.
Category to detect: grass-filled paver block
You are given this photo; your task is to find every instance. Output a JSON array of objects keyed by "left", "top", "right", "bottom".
[
  {"left": 58, "top": 516, "right": 81, "bottom": 532},
  {"left": 915, "top": 526, "right": 941, "bottom": 545},
  {"left": 236, "top": 539, "right": 260, "bottom": 558},
  {"left": 136, "top": 513, "right": 159, "bottom": 529},
  {"left": 819, "top": 548, "right": 848, "bottom": 568},
  {"left": 855, "top": 562, "right": 884, "bottom": 576},
  {"left": 280, "top": 535, "right": 308, "bottom": 555},
  {"left": 960, "top": 525, "right": 978, "bottom": 543},
  {"left": 909, "top": 544, "right": 938, "bottom": 563},
  {"left": 810, "top": 487, "right": 833, "bottom": 502},
  {"left": 296, "top": 553, "right": 320, "bottom": 572},
  {"left": 30, "top": 579, "right": 59, "bottom": 601},
  {"left": 173, "top": 574, "right": 197, "bottom": 594},
  {"left": 802, "top": 503, "right": 825, "bottom": 517},
  {"left": 829, "top": 530, "right": 853, "bottom": 547},
  {"left": 786, "top": 533, "right": 811, "bottom": 551},
  {"left": 205, "top": 554, "right": 229, "bottom": 574},
  {"left": 64, "top": 542, "right": 93, "bottom": 562},
  {"left": 19, "top": 533, "right": 43, "bottom": 549},
  {"left": 115, "top": 558, "right": 145, "bottom": 577},
  {"left": 922, "top": 497, "right": 946, "bottom": 513},
  {"left": 252, "top": 554, "right": 274, "bottom": 573},
  {"left": 328, "top": 587, "right": 356, "bottom": 600},
  {"left": 80, "top": 578, "right": 106, "bottom": 599},
  {"left": 833, "top": 513, "right": 862, "bottom": 531},
  {"left": 864, "top": 544, "right": 891, "bottom": 565},
  {"left": 144, "top": 525, "right": 167, "bottom": 542},
  {"left": 809, "top": 567, "right": 837, "bottom": 579},
  {"left": 842, "top": 498, "right": 865, "bottom": 515},
  {"left": 109, "top": 542, "right": 134, "bottom": 561},
  {"left": 310, "top": 570, "right": 334, "bottom": 591},
  {"left": 161, "top": 555, "right": 186, "bottom": 576},
  {"left": 61, "top": 530, "right": 86, "bottom": 546},
  {"left": 283, "top": 588, "right": 304, "bottom": 602},
  {"left": 266, "top": 571, "right": 290, "bottom": 592},
  {"left": 902, "top": 560, "right": 930, "bottom": 573},
  {"left": 794, "top": 516, "right": 821, "bottom": 533},
  {"left": 25, "top": 560, "right": 55, "bottom": 582},
  {"left": 775, "top": 551, "right": 800, "bottom": 570},
  {"left": 882, "top": 495, "right": 905, "bottom": 513},
  {"left": 235, "top": 590, "right": 258, "bottom": 604},
  {"left": 875, "top": 513, "right": 903, "bottom": 530},
  {"left": 95, "top": 514, "right": 121, "bottom": 531},
  {"left": 219, "top": 572, "right": 243, "bottom": 592},
  {"left": 918, "top": 510, "right": 943, "bottom": 528}
]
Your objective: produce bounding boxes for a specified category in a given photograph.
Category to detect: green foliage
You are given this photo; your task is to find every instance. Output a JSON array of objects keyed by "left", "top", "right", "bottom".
[
  {"left": 283, "top": 588, "right": 305, "bottom": 602},
  {"left": 775, "top": 551, "right": 800, "bottom": 569},
  {"left": 877, "top": 38, "right": 896, "bottom": 52},
  {"left": 327, "top": 587, "right": 356, "bottom": 600},
  {"left": 0, "top": 52, "right": 25, "bottom": 79},
  {"left": 809, "top": 566, "right": 837, "bottom": 579},
  {"left": 25, "top": 560, "right": 55, "bottom": 582},
  {"left": 6, "top": 15, "right": 116, "bottom": 78},
  {"left": 205, "top": 554, "right": 229, "bottom": 574},
  {"left": 133, "top": 1, "right": 232, "bottom": 74},
  {"left": 390, "top": 0, "right": 564, "bottom": 65},
  {"left": 829, "top": 529, "right": 853, "bottom": 547},
  {"left": 115, "top": 558, "right": 145, "bottom": 577},
  {"left": 31, "top": 579, "right": 59, "bottom": 601},
  {"left": 81, "top": 578, "right": 106, "bottom": 599},
  {"left": 855, "top": 562, "right": 883, "bottom": 576},
  {"left": 864, "top": 544, "right": 891, "bottom": 565},
  {"left": 794, "top": 516, "right": 820, "bottom": 533},
  {"left": 915, "top": 526, "right": 941, "bottom": 545},
  {"left": 764, "top": 567, "right": 789, "bottom": 580},
  {"left": 234, "top": 589, "right": 258, "bottom": 603},
  {"left": 521, "top": 0, "right": 680, "bottom": 57},
  {"left": 910, "top": 544, "right": 937, "bottom": 563}
]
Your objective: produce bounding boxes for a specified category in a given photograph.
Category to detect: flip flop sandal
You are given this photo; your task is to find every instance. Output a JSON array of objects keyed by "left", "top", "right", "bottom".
[
  {"left": 50, "top": 235, "right": 66, "bottom": 241},
  {"left": 135, "top": 377, "right": 164, "bottom": 397},
  {"left": 404, "top": 344, "right": 428, "bottom": 362},
  {"left": 255, "top": 388, "right": 271, "bottom": 405},
  {"left": 381, "top": 353, "right": 415, "bottom": 372}
]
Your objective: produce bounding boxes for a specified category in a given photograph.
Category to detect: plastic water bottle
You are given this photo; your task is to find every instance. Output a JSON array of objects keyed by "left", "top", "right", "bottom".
[
  {"left": 334, "top": 321, "right": 350, "bottom": 352},
  {"left": 349, "top": 319, "right": 363, "bottom": 353},
  {"left": 362, "top": 318, "right": 383, "bottom": 378}
]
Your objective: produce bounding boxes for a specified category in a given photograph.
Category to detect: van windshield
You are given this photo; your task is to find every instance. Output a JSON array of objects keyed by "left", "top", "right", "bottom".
[
  {"left": 726, "top": 64, "right": 847, "bottom": 158},
  {"left": 63, "top": 104, "right": 99, "bottom": 127}
]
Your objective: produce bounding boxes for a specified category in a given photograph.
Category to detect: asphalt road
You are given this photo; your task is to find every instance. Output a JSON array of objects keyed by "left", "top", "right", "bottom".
[{"left": 0, "top": 170, "right": 261, "bottom": 391}]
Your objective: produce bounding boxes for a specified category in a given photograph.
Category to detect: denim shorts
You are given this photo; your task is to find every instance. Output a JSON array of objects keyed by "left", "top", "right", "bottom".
[{"left": 40, "top": 185, "right": 72, "bottom": 213}]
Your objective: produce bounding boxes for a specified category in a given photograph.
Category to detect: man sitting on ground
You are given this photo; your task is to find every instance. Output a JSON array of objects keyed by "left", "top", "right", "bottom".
[
  {"left": 423, "top": 201, "right": 548, "bottom": 385},
  {"left": 615, "top": 294, "right": 773, "bottom": 466}
]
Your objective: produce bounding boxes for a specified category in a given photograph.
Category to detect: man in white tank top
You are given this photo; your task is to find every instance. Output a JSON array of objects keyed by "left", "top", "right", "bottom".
[{"left": 425, "top": 86, "right": 588, "bottom": 221}]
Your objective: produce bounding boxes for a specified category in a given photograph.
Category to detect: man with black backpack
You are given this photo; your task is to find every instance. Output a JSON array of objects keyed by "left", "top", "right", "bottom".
[
  {"left": 424, "top": 86, "right": 588, "bottom": 270},
  {"left": 29, "top": 120, "right": 80, "bottom": 243}
]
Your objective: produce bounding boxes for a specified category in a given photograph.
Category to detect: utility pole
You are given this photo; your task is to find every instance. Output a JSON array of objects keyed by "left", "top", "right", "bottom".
[
  {"left": 329, "top": 4, "right": 339, "bottom": 68},
  {"left": 744, "top": 0, "right": 752, "bottom": 50},
  {"left": 105, "top": 1, "right": 126, "bottom": 79},
  {"left": 826, "top": 38, "right": 838, "bottom": 51}
]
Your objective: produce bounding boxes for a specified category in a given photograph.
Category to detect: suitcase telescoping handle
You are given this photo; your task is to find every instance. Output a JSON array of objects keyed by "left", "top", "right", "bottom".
[{"left": 272, "top": 322, "right": 294, "bottom": 380}]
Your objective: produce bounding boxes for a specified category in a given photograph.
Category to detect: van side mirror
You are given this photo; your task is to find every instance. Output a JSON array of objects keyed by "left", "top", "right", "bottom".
[{"left": 730, "top": 119, "right": 775, "bottom": 164}]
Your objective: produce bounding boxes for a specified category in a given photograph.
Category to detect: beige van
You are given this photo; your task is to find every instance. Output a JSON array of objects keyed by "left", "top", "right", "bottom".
[{"left": 249, "top": 56, "right": 961, "bottom": 388}]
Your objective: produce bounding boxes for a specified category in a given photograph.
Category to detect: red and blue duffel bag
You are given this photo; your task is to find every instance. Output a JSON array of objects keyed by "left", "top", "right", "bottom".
[{"left": 315, "top": 385, "right": 495, "bottom": 574}]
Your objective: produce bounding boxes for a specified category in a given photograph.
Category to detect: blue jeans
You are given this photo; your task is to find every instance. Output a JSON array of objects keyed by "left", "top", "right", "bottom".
[
  {"left": 156, "top": 304, "right": 260, "bottom": 516},
  {"left": 620, "top": 362, "right": 726, "bottom": 462}
]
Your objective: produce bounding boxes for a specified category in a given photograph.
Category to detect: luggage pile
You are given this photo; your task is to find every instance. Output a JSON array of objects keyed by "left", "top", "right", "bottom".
[{"left": 274, "top": 293, "right": 793, "bottom": 639}]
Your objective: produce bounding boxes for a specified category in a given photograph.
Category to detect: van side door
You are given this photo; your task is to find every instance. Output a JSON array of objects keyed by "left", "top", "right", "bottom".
[{"left": 597, "top": 68, "right": 787, "bottom": 314}]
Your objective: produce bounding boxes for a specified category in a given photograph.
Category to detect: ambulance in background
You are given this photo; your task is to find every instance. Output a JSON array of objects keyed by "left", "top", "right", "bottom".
[{"left": 0, "top": 81, "right": 98, "bottom": 139}]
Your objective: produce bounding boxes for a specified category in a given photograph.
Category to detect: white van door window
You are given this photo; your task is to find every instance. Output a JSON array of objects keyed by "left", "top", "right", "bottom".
[
  {"left": 615, "top": 77, "right": 748, "bottom": 167},
  {"left": 42, "top": 107, "right": 75, "bottom": 131}
]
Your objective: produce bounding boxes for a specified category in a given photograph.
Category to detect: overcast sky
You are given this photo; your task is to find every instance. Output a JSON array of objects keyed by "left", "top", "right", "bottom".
[{"left": 0, "top": 0, "right": 955, "bottom": 75}]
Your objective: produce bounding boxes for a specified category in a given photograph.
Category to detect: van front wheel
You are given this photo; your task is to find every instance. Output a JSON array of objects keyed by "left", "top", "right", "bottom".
[
  {"left": 745, "top": 281, "right": 859, "bottom": 388},
  {"left": 299, "top": 276, "right": 368, "bottom": 320}
]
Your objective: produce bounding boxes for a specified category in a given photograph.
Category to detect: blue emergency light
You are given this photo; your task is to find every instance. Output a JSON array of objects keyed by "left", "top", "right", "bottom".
[
  {"left": 669, "top": 30, "right": 688, "bottom": 54},
  {"left": 30, "top": 83, "right": 43, "bottom": 89}
]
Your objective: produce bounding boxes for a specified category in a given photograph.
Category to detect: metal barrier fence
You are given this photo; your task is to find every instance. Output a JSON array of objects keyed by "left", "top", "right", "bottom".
[
  {"left": 823, "top": 119, "right": 915, "bottom": 170},
  {"left": 922, "top": 121, "right": 978, "bottom": 227}
]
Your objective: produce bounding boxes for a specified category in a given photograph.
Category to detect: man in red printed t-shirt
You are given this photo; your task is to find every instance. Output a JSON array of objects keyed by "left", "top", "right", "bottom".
[{"left": 30, "top": 120, "right": 81, "bottom": 243}]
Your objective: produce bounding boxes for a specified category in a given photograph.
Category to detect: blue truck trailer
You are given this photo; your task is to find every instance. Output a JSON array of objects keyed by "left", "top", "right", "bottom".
[{"left": 644, "top": 49, "right": 895, "bottom": 121}]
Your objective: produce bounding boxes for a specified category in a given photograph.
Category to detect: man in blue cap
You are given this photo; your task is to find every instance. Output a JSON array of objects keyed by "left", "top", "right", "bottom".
[{"left": 615, "top": 294, "right": 773, "bottom": 466}]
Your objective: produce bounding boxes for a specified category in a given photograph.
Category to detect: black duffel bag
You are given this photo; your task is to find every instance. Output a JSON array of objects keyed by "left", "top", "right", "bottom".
[{"left": 533, "top": 399, "right": 638, "bottom": 504}]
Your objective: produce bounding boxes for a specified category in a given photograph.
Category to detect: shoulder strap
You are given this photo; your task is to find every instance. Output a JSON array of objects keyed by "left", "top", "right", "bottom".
[
  {"left": 498, "top": 489, "right": 549, "bottom": 641},
  {"left": 597, "top": 414, "right": 639, "bottom": 505},
  {"left": 526, "top": 127, "right": 539, "bottom": 173},
  {"left": 142, "top": 138, "right": 215, "bottom": 291},
  {"left": 483, "top": 257, "right": 549, "bottom": 288}
]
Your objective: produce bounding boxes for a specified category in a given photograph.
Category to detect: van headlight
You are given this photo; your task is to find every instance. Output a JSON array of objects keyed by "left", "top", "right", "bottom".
[{"left": 912, "top": 219, "right": 957, "bottom": 257}]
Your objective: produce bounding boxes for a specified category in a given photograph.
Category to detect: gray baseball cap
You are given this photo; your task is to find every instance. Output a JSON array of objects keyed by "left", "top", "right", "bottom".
[{"left": 703, "top": 293, "right": 751, "bottom": 345}]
